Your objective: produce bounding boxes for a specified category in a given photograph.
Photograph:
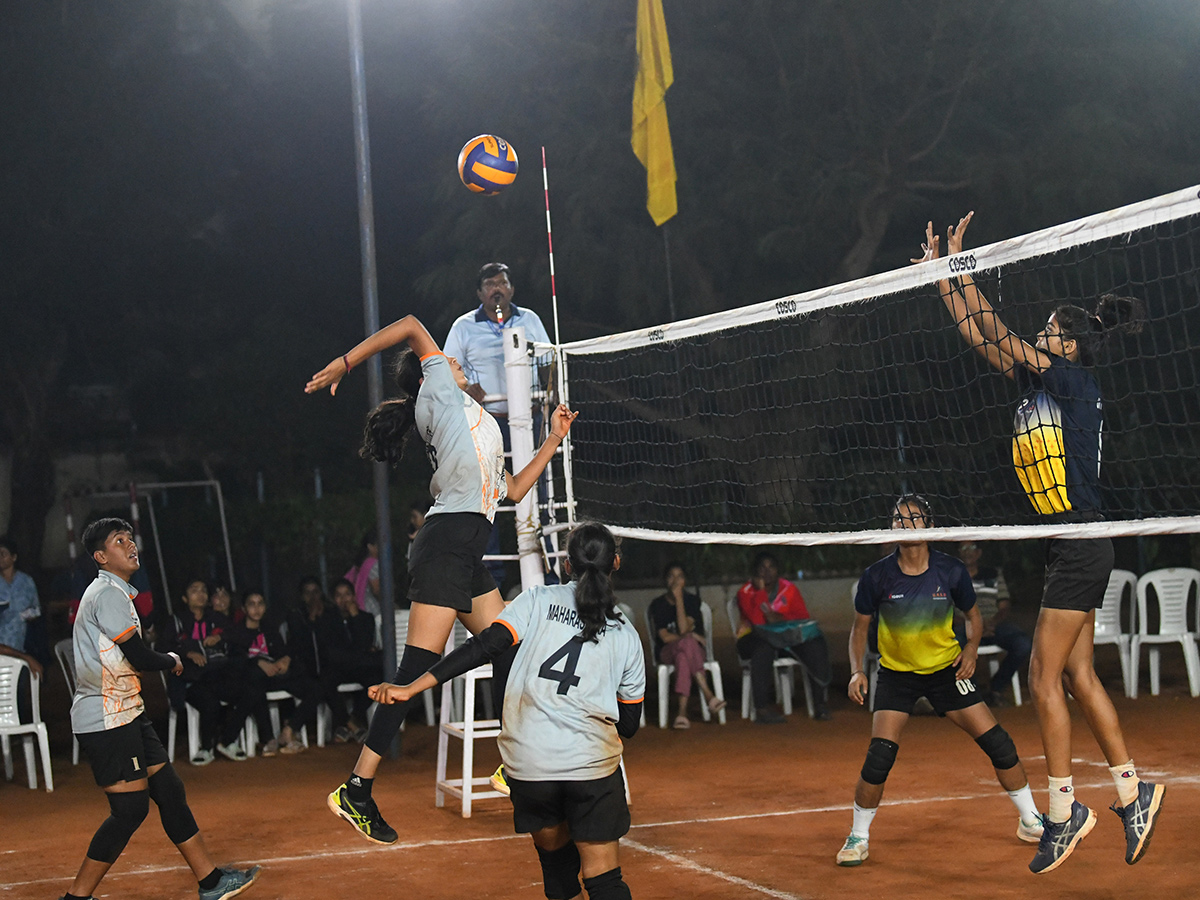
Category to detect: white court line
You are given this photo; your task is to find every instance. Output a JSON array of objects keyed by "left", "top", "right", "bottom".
[
  {"left": 623, "top": 837, "right": 805, "bottom": 900},
  {"left": 5, "top": 775, "right": 1198, "bottom": 891}
]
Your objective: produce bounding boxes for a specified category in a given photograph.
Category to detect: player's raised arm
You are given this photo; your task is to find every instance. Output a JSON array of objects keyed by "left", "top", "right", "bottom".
[{"left": 306, "top": 314, "right": 441, "bottom": 396}]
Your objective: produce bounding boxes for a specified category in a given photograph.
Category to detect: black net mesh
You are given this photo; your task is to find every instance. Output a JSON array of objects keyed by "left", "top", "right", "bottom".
[{"left": 561, "top": 215, "right": 1200, "bottom": 536}]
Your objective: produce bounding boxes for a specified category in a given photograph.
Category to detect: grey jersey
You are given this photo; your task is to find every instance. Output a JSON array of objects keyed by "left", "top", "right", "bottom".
[
  {"left": 416, "top": 352, "right": 506, "bottom": 522},
  {"left": 496, "top": 583, "right": 645, "bottom": 781},
  {"left": 71, "top": 571, "right": 146, "bottom": 733}
]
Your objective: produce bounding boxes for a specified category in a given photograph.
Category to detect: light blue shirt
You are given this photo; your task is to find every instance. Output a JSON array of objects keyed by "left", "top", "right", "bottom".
[
  {"left": 0, "top": 571, "right": 39, "bottom": 652},
  {"left": 443, "top": 304, "right": 551, "bottom": 416}
]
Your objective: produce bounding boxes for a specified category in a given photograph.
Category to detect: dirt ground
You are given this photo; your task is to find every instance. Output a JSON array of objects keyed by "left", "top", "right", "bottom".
[{"left": 3, "top": 660, "right": 1199, "bottom": 900}]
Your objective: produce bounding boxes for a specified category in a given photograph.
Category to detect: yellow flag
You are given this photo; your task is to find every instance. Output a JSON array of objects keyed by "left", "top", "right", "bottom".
[{"left": 632, "top": 0, "right": 677, "bottom": 226}]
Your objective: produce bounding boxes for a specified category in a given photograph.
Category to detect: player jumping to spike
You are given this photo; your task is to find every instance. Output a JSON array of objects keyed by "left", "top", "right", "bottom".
[
  {"left": 306, "top": 314, "right": 576, "bottom": 845},
  {"left": 924, "top": 214, "right": 1162, "bottom": 874}
]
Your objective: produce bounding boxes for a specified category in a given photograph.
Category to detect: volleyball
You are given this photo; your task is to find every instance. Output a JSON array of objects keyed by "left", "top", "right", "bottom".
[{"left": 457, "top": 134, "right": 518, "bottom": 195}]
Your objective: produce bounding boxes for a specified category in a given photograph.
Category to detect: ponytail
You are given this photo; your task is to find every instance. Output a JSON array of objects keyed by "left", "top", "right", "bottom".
[
  {"left": 567, "top": 522, "right": 620, "bottom": 643},
  {"left": 359, "top": 350, "right": 424, "bottom": 466},
  {"left": 1054, "top": 294, "right": 1144, "bottom": 366}
]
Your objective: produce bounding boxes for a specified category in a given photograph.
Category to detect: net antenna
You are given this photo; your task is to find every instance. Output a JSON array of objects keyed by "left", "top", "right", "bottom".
[{"left": 548, "top": 185, "right": 1200, "bottom": 546}]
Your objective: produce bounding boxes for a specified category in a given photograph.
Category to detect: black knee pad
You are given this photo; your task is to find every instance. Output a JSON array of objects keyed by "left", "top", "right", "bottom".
[
  {"left": 86, "top": 790, "right": 150, "bottom": 864},
  {"left": 860, "top": 737, "right": 899, "bottom": 786},
  {"left": 148, "top": 764, "right": 200, "bottom": 845},
  {"left": 582, "top": 866, "right": 631, "bottom": 900},
  {"left": 365, "top": 644, "right": 442, "bottom": 756},
  {"left": 535, "top": 841, "right": 581, "bottom": 900},
  {"left": 975, "top": 724, "right": 1019, "bottom": 771}
]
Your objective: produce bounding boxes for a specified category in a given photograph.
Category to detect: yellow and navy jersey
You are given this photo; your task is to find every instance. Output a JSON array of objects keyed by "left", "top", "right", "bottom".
[
  {"left": 1012, "top": 357, "right": 1103, "bottom": 516},
  {"left": 854, "top": 550, "right": 976, "bottom": 674}
]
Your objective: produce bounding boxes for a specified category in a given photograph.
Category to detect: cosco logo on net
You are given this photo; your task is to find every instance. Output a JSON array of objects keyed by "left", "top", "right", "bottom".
[
  {"left": 648, "top": 329, "right": 666, "bottom": 342},
  {"left": 775, "top": 299, "right": 798, "bottom": 317},
  {"left": 948, "top": 253, "right": 977, "bottom": 273}
]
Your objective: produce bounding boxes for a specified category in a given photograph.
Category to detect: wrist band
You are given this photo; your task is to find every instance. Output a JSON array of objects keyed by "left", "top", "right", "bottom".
[{"left": 342, "top": 354, "right": 352, "bottom": 373}]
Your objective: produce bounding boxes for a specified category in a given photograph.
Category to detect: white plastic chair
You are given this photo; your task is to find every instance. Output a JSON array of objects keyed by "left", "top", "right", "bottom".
[
  {"left": 53, "top": 638, "right": 80, "bottom": 764},
  {"left": 0, "top": 656, "right": 53, "bottom": 791},
  {"left": 160, "top": 671, "right": 254, "bottom": 763},
  {"left": 643, "top": 602, "right": 726, "bottom": 728},
  {"left": 725, "top": 596, "right": 815, "bottom": 720},
  {"left": 1095, "top": 569, "right": 1137, "bottom": 698},
  {"left": 977, "top": 644, "right": 1023, "bottom": 706},
  {"left": 1131, "top": 568, "right": 1200, "bottom": 698},
  {"left": 434, "top": 627, "right": 502, "bottom": 818}
]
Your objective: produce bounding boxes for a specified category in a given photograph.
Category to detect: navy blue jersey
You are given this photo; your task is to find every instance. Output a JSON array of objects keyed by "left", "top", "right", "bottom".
[
  {"left": 855, "top": 550, "right": 976, "bottom": 674},
  {"left": 1013, "top": 356, "right": 1103, "bottom": 515}
]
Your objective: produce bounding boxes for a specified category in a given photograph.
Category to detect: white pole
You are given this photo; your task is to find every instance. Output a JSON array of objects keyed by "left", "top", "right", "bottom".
[{"left": 503, "top": 326, "right": 544, "bottom": 592}]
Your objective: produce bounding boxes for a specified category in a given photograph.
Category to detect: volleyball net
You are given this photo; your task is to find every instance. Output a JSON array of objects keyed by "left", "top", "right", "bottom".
[{"left": 539, "top": 185, "right": 1200, "bottom": 545}]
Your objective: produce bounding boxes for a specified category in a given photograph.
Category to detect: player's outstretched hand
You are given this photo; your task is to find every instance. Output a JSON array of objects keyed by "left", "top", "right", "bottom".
[
  {"left": 848, "top": 672, "right": 867, "bottom": 706},
  {"left": 306, "top": 357, "right": 348, "bottom": 396},
  {"left": 946, "top": 211, "right": 974, "bottom": 257},
  {"left": 369, "top": 682, "right": 413, "bottom": 705},
  {"left": 911, "top": 220, "right": 940, "bottom": 265},
  {"left": 550, "top": 403, "right": 579, "bottom": 439}
]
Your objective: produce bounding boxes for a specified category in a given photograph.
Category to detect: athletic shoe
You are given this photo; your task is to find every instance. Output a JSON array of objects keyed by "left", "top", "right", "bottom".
[
  {"left": 327, "top": 783, "right": 398, "bottom": 844},
  {"left": 490, "top": 764, "right": 511, "bottom": 796},
  {"left": 260, "top": 739, "right": 279, "bottom": 758},
  {"left": 198, "top": 865, "right": 261, "bottom": 900},
  {"left": 1028, "top": 801, "right": 1096, "bottom": 874},
  {"left": 835, "top": 834, "right": 869, "bottom": 866},
  {"left": 333, "top": 726, "right": 354, "bottom": 743},
  {"left": 1110, "top": 780, "right": 1165, "bottom": 865},
  {"left": 216, "top": 742, "right": 248, "bottom": 762},
  {"left": 278, "top": 737, "right": 306, "bottom": 755},
  {"left": 191, "top": 748, "right": 216, "bottom": 767},
  {"left": 1017, "top": 815, "right": 1045, "bottom": 843},
  {"left": 350, "top": 723, "right": 369, "bottom": 743}
]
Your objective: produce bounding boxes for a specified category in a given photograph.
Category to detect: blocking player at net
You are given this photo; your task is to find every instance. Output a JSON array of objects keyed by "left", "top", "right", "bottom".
[
  {"left": 926, "top": 213, "right": 1164, "bottom": 874},
  {"left": 837, "top": 494, "right": 1044, "bottom": 868},
  {"left": 62, "top": 518, "right": 259, "bottom": 900},
  {"left": 305, "top": 313, "right": 577, "bottom": 845},
  {"left": 370, "top": 522, "right": 644, "bottom": 900}
]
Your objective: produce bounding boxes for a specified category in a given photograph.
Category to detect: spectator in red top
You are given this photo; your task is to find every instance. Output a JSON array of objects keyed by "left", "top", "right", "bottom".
[{"left": 734, "top": 551, "right": 832, "bottom": 723}]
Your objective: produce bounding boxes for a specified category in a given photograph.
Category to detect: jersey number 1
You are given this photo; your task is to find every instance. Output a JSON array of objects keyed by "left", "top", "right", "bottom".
[{"left": 538, "top": 638, "right": 583, "bottom": 695}]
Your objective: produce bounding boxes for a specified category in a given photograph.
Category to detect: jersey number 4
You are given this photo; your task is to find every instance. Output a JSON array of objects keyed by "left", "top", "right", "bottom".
[{"left": 538, "top": 638, "right": 583, "bottom": 695}]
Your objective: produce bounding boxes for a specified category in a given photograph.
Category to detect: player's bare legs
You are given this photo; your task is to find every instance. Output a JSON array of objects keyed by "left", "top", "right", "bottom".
[
  {"left": 1058, "top": 610, "right": 1131, "bottom": 765},
  {"left": 852, "top": 710, "right": 907, "bottom": 809},
  {"left": 1029, "top": 607, "right": 1091, "bottom": 778}
]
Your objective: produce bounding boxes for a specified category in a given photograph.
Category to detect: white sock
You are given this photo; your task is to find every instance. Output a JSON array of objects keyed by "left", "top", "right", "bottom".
[
  {"left": 851, "top": 802, "right": 877, "bottom": 839},
  {"left": 1109, "top": 760, "right": 1140, "bottom": 807},
  {"left": 1007, "top": 784, "right": 1041, "bottom": 826},
  {"left": 1047, "top": 776, "right": 1074, "bottom": 823}
]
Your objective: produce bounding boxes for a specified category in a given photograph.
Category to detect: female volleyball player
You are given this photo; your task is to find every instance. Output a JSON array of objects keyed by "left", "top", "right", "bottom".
[
  {"left": 837, "top": 494, "right": 1044, "bottom": 868},
  {"left": 923, "top": 214, "right": 1163, "bottom": 874},
  {"left": 305, "top": 313, "right": 577, "bottom": 845},
  {"left": 371, "top": 522, "right": 644, "bottom": 900}
]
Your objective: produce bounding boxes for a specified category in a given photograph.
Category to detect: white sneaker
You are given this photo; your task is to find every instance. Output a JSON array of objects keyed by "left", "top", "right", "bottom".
[
  {"left": 1018, "top": 815, "right": 1045, "bottom": 843},
  {"left": 216, "top": 741, "right": 248, "bottom": 762},
  {"left": 191, "top": 748, "right": 216, "bottom": 767},
  {"left": 836, "top": 833, "right": 869, "bottom": 866}
]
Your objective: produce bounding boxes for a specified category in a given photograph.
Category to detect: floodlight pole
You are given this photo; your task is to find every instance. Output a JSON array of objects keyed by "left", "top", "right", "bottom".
[{"left": 347, "top": 0, "right": 398, "bottom": 711}]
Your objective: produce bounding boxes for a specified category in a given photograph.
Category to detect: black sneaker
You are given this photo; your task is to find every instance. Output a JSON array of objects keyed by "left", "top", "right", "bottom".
[
  {"left": 1110, "top": 781, "right": 1165, "bottom": 865},
  {"left": 1028, "top": 800, "right": 1096, "bottom": 874},
  {"left": 326, "top": 782, "right": 398, "bottom": 845}
]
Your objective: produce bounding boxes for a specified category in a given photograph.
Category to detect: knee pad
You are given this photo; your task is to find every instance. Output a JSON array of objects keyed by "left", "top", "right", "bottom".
[
  {"left": 86, "top": 790, "right": 150, "bottom": 864},
  {"left": 365, "top": 644, "right": 442, "bottom": 756},
  {"left": 535, "top": 841, "right": 581, "bottom": 900},
  {"left": 860, "top": 737, "right": 899, "bottom": 786},
  {"left": 148, "top": 764, "right": 200, "bottom": 845},
  {"left": 975, "top": 724, "right": 1019, "bottom": 771},
  {"left": 582, "top": 866, "right": 631, "bottom": 900}
]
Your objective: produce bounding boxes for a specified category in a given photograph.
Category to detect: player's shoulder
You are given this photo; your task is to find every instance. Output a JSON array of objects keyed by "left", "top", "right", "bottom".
[
  {"left": 862, "top": 551, "right": 899, "bottom": 581},
  {"left": 929, "top": 550, "right": 968, "bottom": 578}
]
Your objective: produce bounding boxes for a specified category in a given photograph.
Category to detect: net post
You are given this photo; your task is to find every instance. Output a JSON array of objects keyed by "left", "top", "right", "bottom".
[{"left": 504, "top": 327, "right": 544, "bottom": 591}]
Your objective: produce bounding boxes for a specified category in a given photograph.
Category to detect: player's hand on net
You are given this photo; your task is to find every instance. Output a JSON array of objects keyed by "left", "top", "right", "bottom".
[
  {"left": 306, "top": 358, "right": 348, "bottom": 396},
  {"left": 911, "top": 220, "right": 940, "bottom": 265},
  {"left": 550, "top": 404, "right": 579, "bottom": 439}
]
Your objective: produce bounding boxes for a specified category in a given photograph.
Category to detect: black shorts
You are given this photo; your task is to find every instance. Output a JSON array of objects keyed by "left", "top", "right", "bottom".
[
  {"left": 407, "top": 512, "right": 497, "bottom": 612},
  {"left": 77, "top": 714, "right": 169, "bottom": 787},
  {"left": 874, "top": 663, "right": 984, "bottom": 717},
  {"left": 508, "top": 768, "right": 630, "bottom": 843},
  {"left": 1041, "top": 536, "right": 1114, "bottom": 612}
]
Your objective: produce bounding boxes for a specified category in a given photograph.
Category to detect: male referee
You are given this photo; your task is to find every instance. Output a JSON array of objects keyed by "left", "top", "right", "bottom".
[{"left": 60, "top": 517, "right": 259, "bottom": 900}]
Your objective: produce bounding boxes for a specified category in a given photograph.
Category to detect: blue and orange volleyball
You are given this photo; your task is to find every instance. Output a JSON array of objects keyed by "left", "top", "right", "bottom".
[{"left": 457, "top": 134, "right": 518, "bottom": 195}]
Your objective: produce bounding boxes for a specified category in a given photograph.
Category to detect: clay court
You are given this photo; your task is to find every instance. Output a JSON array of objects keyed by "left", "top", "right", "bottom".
[{"left": 4, "top": 667, "right": 1198, "bottom": 900}]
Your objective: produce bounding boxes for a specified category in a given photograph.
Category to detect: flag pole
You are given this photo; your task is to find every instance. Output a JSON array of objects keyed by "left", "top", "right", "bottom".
[{"left": 663, "top": 223, "right": 676, "bottom": 320}]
